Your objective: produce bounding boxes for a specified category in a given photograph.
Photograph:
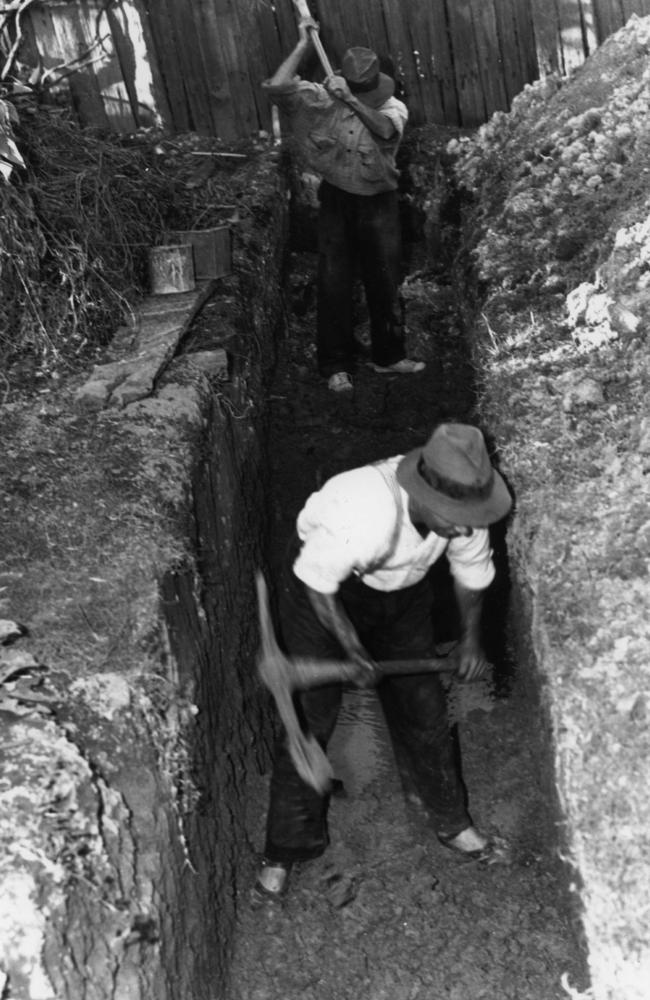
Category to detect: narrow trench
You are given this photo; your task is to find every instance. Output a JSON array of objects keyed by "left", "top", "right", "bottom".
[{"left": 224, "top": 146, "right": 591, "bottom": 999}]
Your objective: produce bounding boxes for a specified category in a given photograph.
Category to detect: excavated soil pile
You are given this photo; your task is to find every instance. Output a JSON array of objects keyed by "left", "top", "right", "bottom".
[{"left": 447, "top": 14, "right": 650, "bottom": 1000}]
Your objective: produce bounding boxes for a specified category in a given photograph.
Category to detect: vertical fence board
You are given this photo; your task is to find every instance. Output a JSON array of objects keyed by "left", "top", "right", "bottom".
[
  {"left": 399, "top": 1, "right": 430, "bottom": 120},
  {"left": 556, "top": 0, "right": 591, "bottom": 72},
  {"left": 592, "top": 0, "right": 625, "bottom": 39},
  {"left": 127, "top": 0, "right": 173, "bottom": 127},
  {"left": 29, "top": 3, "right": 110, "bottom": 127},
  {"left": 426, "top": 3, "right": 462, "bottom": 123},
  {"left": 514, "top": 0, "right": 542, "bottom": 82},
  {"left": 166, "top": 0, "right": 216, "bottom": 133},
  {"left": 378, "top": 0, "right": 415, "bottom": 103},
  {"left": 143, "top": 0, "right": 216, "bottom": 134},
  {"left": 257, "top": 0, "right": 300, "bottom": 135},
  {"left": 235, "top": 0, "right": 283, "bottom": 137},
  {"left": 249, "top": 2, "right": 285, "bottom": 133},
  {"left": 529, "top": 0, "right": 562, "bottom": 74},
  {"left": 359, "top": 1, "right": 391, "bottom": 68},
  {"left": 310, "top": 0, "right": 344, "bottom": 70},
  {"left": 14, "top": 0, "right": 650, "bottom": 141},
  {"left": 315, "top": 0, "right": 369, "bottom": 66},
  {"left": 52, "top": 1, "right": 107, "bottom": 124},
  {"left": 493, "top": 0, "right": 520, "bottom": 103},
  {"left": 105, "top": 1, "right": 169, "bottom": 129},
  {"left": 272, "top": 0, "right": 300, "bottom": 56},
  {"left": 252, "top": 1, "right": 284, "bottom": 83},
  {"left": 24, "top": 6, "right": 68, "bottom": 83},
  {"left": 496, "top": 0, "right": 537, "bottom": 102},
  {"left": 381, "top": 0, "right": 437, "bottom": 124},
  {"left": 193, "top": 0, "right": 240, "bottom": 138},
  {"left": 445, "top": 0, "right": 487, "bottom": 125},
  {"left": 622, "top": 0, "right": 646, "bottom": 19},
  {"left": 578, "top": 0, "right": 599, "bottom": 53},
  {"left": 105, "top": 3, "right": 145, "bottom": 127},
  {"left": 193, "top": 0, "right": 258, "bottom": 140},
  {"left": 141, "top": 0, "right": 192, "bottom": 130},
  {"left": 336, "top": 0, "right": 373, "bottom": 48},
  {"left": 401, "top": 2, "right": 443, "bottom": 123},
  {"left": 470, "top": 0, "right": 510, "bottom": 115},
  {"left": 77, "top": 0, "right": 136, "bottom": 131}
]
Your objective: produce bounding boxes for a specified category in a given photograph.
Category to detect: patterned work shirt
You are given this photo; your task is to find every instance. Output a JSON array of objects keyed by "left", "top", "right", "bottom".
[{"left": 262, "top": 77, "right": 408, "bottom": 195}]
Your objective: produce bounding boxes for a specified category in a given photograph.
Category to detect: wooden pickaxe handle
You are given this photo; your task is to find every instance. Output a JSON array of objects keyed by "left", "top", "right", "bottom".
[
  {"left": 255, "top": 571, "right": 458, "bottom": 794},
  {"left": 256, "top": 571, "right": 334, "bottom": 793},
  {"left": 291, "top": 0, "right": 335, "bottom": 77},
  {"left": 260, "top": 651, "right": 458, "bottom": 694}
]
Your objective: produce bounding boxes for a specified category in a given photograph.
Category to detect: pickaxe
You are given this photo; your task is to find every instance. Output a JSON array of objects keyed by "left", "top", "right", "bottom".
[
  {"left": 292, "top": 0, "right": 335, "bottom": 77},
  {"left": 255, "top": 571, "right": 460, "bottom": 794}
]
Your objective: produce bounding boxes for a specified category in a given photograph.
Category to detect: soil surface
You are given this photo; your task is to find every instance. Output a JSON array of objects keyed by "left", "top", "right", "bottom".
[{"left": 226, "top": 230, "right": 590, "bottom": 999}]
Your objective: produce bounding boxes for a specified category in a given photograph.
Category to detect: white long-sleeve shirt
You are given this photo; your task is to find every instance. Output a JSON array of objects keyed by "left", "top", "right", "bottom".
[{"left": 293, "top": 457, "right": 496, "bottom": 595}]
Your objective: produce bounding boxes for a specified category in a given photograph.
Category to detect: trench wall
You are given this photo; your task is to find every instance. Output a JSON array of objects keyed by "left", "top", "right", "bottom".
[
  {"left": 452, "top": 117, "right": 650, "bottom": 994},
  {"left": 0, "top": 155, "right": 287, "bottom": 1000}
]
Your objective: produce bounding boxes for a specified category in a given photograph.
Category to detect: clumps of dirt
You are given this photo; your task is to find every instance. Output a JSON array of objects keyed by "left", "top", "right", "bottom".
[
  {"left": 0, "top": 712, "right": 101, "bottom": 1000},
  {"left": 447, "top": 13, "right": 650, "bottom": 345},
  {"left": 441, "top": 14, "right": 650, "bottom": 1000}
]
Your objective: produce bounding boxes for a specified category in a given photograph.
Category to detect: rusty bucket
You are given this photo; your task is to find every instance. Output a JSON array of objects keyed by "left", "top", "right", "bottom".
[
  {"left": 166, "top": 226, "right": 231, "bottom": 281},
  {"left": 148, "top": 244, "right": 195, "bottom": 295}
]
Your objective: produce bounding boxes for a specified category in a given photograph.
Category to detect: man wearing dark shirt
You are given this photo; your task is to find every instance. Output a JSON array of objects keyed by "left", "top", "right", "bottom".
[{"left": 263, "top": 17, "right": 425, "bottom": 392}]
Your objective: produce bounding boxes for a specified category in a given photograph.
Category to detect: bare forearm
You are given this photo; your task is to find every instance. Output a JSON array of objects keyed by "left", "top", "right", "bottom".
[
  {"left": 453, "top": 582, "right": 490, "bottom": 680},
  {"left": 305, "top": 587, "right": 378, "bottom": 686},
  {"left": 306, "top": 587, "right": 365, "bottom": 658},
  {"left": 268, "top": 38, "right": 310, "bottom": 87},
  {"left": 454, "top": 582, "right": 484, "bottom": 642}
]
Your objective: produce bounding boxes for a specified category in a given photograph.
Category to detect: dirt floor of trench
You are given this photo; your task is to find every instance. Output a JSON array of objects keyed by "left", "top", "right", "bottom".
[{"left": 225, "top": 236, "right": 591, "bottom": 1000}]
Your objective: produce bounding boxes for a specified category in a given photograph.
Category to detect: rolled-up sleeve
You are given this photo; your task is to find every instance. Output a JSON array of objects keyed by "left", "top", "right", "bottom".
[
  {"left": 293, "top": 469, "right": 398, "bottom": 594},
  {"left": 293, "top": 524, "right": 356, "bottom": 594},
  {"left": 379, "top": 97, "right": 408, "bottom": 137},
  {"left": 261, "top": 77, "right": 326, "bottom": 110},
  {"left": 446, "top": 529, "right": 495, "bottom": 591}
]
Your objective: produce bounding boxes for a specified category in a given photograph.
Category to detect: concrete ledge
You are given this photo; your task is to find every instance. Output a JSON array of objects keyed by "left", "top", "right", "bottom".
[{"left": 74, "top": 281, "right": 217, "bottom": 410}]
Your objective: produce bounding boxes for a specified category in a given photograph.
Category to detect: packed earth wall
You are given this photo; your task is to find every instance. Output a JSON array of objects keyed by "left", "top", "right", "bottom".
[
  {"left": 0, "top": 159, "right": 286, "bottom": 1000},
  {"left": 450, "top": 18, "right": 650, "bottom": 995}
]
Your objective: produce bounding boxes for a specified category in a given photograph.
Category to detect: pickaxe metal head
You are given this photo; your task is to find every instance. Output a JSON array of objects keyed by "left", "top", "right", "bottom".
[{"left": 256, "top": 571, "right": 334, "bottom": 794}]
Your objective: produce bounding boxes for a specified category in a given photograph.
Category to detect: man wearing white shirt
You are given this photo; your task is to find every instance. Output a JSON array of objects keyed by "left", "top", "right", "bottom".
[
  {"left": 263, "top": 17, "right": 425, "bottom": 392},
  {"left": 256, "top": 423, "right": 513, "bottom": 897}
]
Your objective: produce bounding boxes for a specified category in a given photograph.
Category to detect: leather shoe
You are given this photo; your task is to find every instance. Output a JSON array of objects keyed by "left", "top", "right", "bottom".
[
  {"left": 253, "top": 859, "right": 292, "bottom": 900},
  {"left": 438, "top": 828, "right": 512, "bottom": 865}
]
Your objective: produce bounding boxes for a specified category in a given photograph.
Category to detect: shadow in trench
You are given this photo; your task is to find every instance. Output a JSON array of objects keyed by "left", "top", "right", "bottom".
[{"left": 229, "top": 141, "right": 590, "bottom": 999}]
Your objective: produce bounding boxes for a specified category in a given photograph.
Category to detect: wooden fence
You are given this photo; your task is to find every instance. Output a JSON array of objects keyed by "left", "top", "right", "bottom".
[{"left": 6, "top": 0, "right": 650, "bottom": 137}]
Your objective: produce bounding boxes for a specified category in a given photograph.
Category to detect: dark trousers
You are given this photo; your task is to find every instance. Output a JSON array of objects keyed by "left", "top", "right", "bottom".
[
  {"left": 316, "top": 181, "right": 406, "bottom": 377},
  {"left": 264, "top": 559, "right": 472, "bottom": 864}
]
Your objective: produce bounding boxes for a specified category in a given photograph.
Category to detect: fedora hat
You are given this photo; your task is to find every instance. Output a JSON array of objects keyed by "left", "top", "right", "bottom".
[
  {"left": 341, "top": 47, "right": 395, "bottom": 109},
  {"left": 396, "top": 424, "right": 512, "bottom": 527}
]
